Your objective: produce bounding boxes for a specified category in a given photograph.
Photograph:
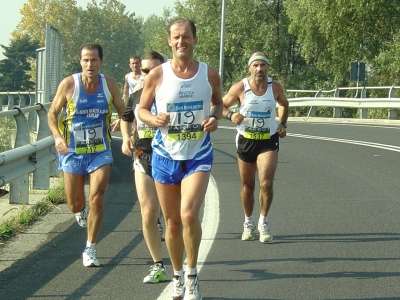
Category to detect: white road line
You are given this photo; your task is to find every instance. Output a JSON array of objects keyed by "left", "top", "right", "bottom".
[
  {"left": 157, "top": 175, "right": 220, "bottom": 300},
  {"left": 288, "top": 133, "right": 400, "bottom": 152}
]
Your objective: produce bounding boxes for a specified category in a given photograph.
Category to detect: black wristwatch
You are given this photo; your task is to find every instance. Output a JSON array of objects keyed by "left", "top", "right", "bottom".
[
  {"left": 226, "top": 111, "right": 233, "bottom": 121},
  {"left": 279, "top": 122, "right": 287, "bottom": 128}
]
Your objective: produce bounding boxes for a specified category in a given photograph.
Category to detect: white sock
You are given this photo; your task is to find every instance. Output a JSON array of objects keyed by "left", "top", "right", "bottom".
[
  {"left": 259, "top": 215, "right": 268, "bottom": 225},
  {"left": 86, "top": 241, "right": 96, "bottom": 250},
  {"left": 245, "top": 215, "right": 254, "bottom": 224},
  {"left": 186, "top": 267, "right": 197, "bottom": 276},
  {"left": 173, "top": 269, "right": 184, "bottom": 277}
]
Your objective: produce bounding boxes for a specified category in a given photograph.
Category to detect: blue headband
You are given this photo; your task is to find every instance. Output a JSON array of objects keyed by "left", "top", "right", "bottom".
[{"left": 248, "top": 55, "right": 270, "bottom": 66}]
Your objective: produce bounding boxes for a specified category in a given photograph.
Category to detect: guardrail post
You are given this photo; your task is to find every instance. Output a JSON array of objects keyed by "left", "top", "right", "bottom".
[
  {"left": 9, "top": 107, "right": 30, "bottom": 204},
  {"left": 0, "top": 94, "right": 4, "bottom": 111},
  {"left": 32, "top": 104, "right": 52, "bottom": 189},
  {"left": 359, "top": 87, "right": 368, "bottom": 119},
  {"left": 307, "top": 90, "right": 320, "bottom": 117},
  {"left": 7, "top": 94, "right": 14, "bottom": 111},
  {"left": 18, "top": 92, "right": 25, "bottom": 108},
  {"left": 333, "top": 88, "right": 342, "bottom": 118},
  {"left": 388, "top": 86, "right": 398, "bottom": 120}
]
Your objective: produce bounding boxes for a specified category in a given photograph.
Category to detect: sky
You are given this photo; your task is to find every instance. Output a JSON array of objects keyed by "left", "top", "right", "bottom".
[{"left": 0, "top": 0, "right": 176, "bottom": 59}]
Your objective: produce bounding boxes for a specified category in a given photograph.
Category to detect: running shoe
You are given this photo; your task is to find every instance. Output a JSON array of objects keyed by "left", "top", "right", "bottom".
[
  {"left": 143, "top": 263, "right": 167, "bottom": 283},
  {"left": 158, "top": 221, "right": 165, "bottom": 241},
  {"left": 82, "top": 247, "right": 100, "bottom": 267},
  {"left": 259, "top": 223, "right": 273, "bottom": 243},
  {"left": 171, "top": 275, "right": 185, "bottom": 300},
  {"left": 75, "top": 206, "right": 88, "bottom": 227},
  {"left": 185, "top": 274, "right": 202, "bottom": 300},
  {"left": 241, "top": 221, "right": 256, "bottom": 241}
]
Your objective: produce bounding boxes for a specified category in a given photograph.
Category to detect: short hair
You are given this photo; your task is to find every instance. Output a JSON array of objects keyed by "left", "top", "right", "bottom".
[
  {"left": 80, "top": 43, "right": 103, "bottom": 60},
  {"left": 168, "top": 18, "right": 196, "bottom": 37},
  {"left": 141, "top": 51, "right": 165, "bottom": 63},
  {"left": 129, "top": 56, "right": 141, "bottom": 62}
]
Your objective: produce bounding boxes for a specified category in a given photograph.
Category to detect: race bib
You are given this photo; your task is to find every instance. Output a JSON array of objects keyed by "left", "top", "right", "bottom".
[
  {"left": 73, "top": 122, "right": 106, "bottom": 154},
  {"left": 166, "top": 100, "right": 204, "bottom": 141},
  {"left": 137, "top": 123, "right": 155, "bottom": 139},
  {"left": 242, "top": 109, "right": 271, "bottom": 140}
]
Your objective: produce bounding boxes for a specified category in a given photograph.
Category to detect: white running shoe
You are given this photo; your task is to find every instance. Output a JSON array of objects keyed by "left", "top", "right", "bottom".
[
  {"left": 82, "top": 247, "right": 100, "bottom": 267},
  {"left": 185, "top": 274, "right": 202, "bottom": 300},
  {"left": 241, "top": 222, "right": 256, "bottom": 241},
  {"left": 259, "top": 223, "right": 273, "bottom": 243},
  {"left": 75, "top": 206, "right": 88, "bottom": 227},
  {"left": 171, "top": 275, "right": 185, "bottom": 299},
  {"left": 143, "top": 263, "right": 167, "bottom": 283}
]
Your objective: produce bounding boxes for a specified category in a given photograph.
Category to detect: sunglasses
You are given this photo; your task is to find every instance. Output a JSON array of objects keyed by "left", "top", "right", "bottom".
[{"left": 141, "top": 68, "right": 151, "bottom": 74}]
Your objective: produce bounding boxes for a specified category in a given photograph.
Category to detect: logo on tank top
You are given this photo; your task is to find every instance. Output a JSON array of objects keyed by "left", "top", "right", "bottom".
[
  {"left": 180, "top": 83, "right": 192, "bottom": 89},
  {"left": 178, "top": 91, "right": 195, "bottom": 99}
]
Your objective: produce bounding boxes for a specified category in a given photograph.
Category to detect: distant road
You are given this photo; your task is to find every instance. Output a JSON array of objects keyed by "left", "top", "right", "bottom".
[{"left": 1, "top": 121, "right": 399, "bottom": 300}]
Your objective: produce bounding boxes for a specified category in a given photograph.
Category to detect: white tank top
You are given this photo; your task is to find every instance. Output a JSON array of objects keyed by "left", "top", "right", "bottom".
[
  {"left": 237, "top": 77, "right": 277, "bottom": 139},
  {"left": 153, "top": 61, "right": 212, "bottom": 160},
  {"left": 127, "top": 72, "right": 143, "bottom": 95}
]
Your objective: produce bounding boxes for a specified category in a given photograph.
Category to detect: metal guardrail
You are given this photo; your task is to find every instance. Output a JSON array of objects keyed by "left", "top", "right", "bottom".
[
  {"left": 0, "top": 99, "right": 58, "bottom": 204},
  {"left": 1, "top": 85, "right": 399, "bottom": 204},
  {"left": 285, "top": 86, "right": 400, "bottom": 119}
]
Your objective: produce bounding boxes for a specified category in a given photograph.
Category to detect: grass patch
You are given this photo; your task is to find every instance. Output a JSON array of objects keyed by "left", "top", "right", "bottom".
[{"left": 0, "top": 181, "right": 67, "bottom": 244}]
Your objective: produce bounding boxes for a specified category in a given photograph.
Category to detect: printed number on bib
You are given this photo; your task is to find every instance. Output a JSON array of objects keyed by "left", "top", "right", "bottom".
[
  {"left": 74, "top": 123, "right": 106, "bottom": 154},
  {"left": 166, "top": 101, "right": 204, "bottom": 142},
  {"left": 242, "top": 110, "right": 271, "bottom": 140}
]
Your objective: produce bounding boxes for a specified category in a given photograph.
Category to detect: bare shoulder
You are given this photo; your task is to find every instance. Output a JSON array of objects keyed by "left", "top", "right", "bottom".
[
  {"left": 230, "top": 79, "right": 245, "bottom": 95},
  {"left": 271, "top": 80, "right": 288, "bottom": 104},
  {"left": 56, "top": 75, "right": 75, "bottom": 97},
  {"left": 206, "top": 65, "right": 221, "bottom": 87},
  {"left": 104, "top": 76, "right": 118, "bottom": 89},
  {"left": 147, "top": 64, "right": 164, "bottom": 88},
  {"left": 272, "top": 80, "right": 285, "bottom": 92},
  {"left": 150, "top": 64, "right": 163, "bottom": 78},
  {"left": 207, "top": 65, "right": 219, "bottom": 78}
]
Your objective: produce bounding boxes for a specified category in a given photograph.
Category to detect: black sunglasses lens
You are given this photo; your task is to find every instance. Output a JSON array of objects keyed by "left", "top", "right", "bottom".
[{"left": 141, "top": 69, "right": 150, "bottom": 74}]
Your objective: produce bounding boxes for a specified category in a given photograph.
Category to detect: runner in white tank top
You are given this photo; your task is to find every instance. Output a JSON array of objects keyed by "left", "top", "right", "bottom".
[
  {"left": 138, "top": 18, "right": 223, "bottom": 300},
  {"left": 222, "top": 51, "right": 289, "bottom": 244}
]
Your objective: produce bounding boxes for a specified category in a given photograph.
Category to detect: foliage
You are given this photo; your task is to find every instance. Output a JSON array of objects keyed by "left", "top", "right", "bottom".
[
  {"left": 67, "top": 0, "right": 144, "bottom": 85},
  {"left": 142, "top": 10, "right": 175, "bottom": 59},
  {"left": 3, "top": 0, "right": 400, "bottom": 119},
  {"left": 12, "top": 0, "right": 143, "bottom": 87},
  {"left": 0, "top": 36, "right": 40, "bottom": 91},
  {"left": 0, "top": 117, "right": 15, "bottom": 152},
  {"left": 285, "top": 0, "right": 400, "bottom": 87}
]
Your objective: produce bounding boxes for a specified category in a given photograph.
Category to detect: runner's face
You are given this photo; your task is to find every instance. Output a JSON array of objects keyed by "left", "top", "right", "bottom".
[
  {"left": 129, "top": 58, "right": 141, "bottom": 72},
  {"left": 249, "top": 60, "right": 269, "bottom": 82},
  {"left": 168, "top": 23, "right": 197, "bottom": 59},
  {"left": 80, "top": 49, "right": 102, "bottom": 79},
  {"left": 140, "top": 59, "right": 162, "bottom": 77}
]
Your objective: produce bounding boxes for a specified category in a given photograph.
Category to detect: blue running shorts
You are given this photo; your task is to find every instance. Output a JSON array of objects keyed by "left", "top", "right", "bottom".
[
  {"left": 58, "top": 150, "right": 113, "bottom": 175},
  {"left": 152, "top": 151, "right": 213, "bottom": 184}
]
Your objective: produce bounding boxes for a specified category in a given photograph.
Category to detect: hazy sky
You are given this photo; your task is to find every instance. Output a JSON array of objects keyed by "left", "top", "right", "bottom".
[{"left": 0, "top": 0, "right": 176, "bottom": 59}]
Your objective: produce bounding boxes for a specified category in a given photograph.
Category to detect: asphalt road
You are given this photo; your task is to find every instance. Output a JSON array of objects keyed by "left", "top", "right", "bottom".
[{"left": 0, "top": 120, "right": 399, "bottom": 300}]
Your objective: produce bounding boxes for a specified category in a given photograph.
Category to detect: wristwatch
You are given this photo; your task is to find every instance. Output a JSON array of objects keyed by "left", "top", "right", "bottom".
[
  {"left": 226, "top": 111, "right": 233, "bottom": 121},
  {"left": 279, "top": 122, "right": 287, "bottom": 128}
]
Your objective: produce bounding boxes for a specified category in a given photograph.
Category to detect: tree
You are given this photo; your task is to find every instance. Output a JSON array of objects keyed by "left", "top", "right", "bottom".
[
  {"left": 0, "top": 36, "right": 40, "bottom": 91},
  {"left": 285, "top": 0, "right": 400, "bottom": 87},
  {"left": 73, "top": 0, "right": 144, "bottom": 85},
  {"left": 13, "top": 0, "right": 144, "bottom": 87},
  {"left": 142, "top": 10, "right": 175, "bottom": 59}
]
